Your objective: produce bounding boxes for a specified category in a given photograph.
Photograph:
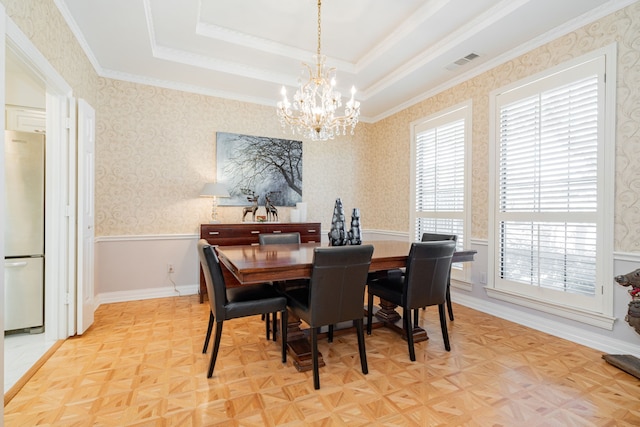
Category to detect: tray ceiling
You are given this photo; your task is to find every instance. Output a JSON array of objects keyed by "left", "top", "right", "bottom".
[{"left": 55, "top": 0, "right": 629, "bottom": 121}]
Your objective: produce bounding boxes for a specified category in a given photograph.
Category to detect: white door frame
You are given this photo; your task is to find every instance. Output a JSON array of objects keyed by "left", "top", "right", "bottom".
[
  {"left": 1, "top": 5, "right": 7, "bottom": 405},
  {"left": 4, "top": 14, "right": 76, "bottom": 342}
]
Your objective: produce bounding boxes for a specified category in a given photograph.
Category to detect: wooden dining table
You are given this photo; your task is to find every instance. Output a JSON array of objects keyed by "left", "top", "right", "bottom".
[{"left": 215, "top": 240, "right": 476, "bottom": 372}]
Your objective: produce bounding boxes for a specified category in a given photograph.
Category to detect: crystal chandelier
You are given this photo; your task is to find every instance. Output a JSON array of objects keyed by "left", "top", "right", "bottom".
[{"left": 277, "top": 0, "right": 360, "bottom": 141}]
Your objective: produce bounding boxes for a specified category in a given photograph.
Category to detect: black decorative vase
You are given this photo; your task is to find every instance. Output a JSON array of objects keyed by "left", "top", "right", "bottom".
[
  {"left": 328, "top": 198, "right": 348, "bottom": 246},
  {"left": 347, "top": 208, "right": 362, "bottom": 245}
]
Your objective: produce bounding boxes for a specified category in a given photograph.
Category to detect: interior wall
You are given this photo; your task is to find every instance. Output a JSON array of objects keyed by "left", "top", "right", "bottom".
[
  {"left": 94, "top": 78, "right": 371, "bottom": 237},
  {"left": 364, "top": 3, "right": 640, "bottom": 254},
  {"left": 361, "top": 3, "right": 640, "bottom": 352},
  {"left": 0, "top": 0, "right": 99, "bottom": 105},
  {"left": 2, "top": 0, "right": 638, "bottom": 354}
]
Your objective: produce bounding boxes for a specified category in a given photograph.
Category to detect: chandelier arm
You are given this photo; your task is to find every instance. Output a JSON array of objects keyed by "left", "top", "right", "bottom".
[{"left": 276, "top": 0, "right": 361, "bottom": 141}]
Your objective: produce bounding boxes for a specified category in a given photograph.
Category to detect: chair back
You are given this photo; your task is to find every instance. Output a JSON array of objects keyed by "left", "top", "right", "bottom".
[
  {"left": 421, "top": 232, "right": 457, "bottom": 247},
  {"left": 404, "top": 241, "right": 456, "bottom": 309},
  {"left": 197, "top": 239, "right": 227, "bottom": 319},
  {"left": 259, "top": 232, "right": 301, "bottom": 245},
  {"left": 307, "top": 245, "right": 374, "bottom": 327}
]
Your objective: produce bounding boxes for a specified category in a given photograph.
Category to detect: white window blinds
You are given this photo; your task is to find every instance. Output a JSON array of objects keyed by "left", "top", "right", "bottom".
[
  {"left": 413, "top": 105, "right": 468, "bottom": 250},
  {"left": 497, "top": 66, "right": 600, "bottom": 297}
]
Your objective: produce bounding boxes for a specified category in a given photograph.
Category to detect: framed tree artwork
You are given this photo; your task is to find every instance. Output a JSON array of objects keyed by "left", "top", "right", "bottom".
[{"left": 216, "top": 132, "right": 303, "bottom": 207}]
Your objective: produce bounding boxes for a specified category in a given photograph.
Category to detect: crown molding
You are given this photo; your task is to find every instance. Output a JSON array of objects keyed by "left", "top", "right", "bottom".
[
  {"left": 99, "top": 67, "right": 279, "bottom": 108},
  {"left": 362, "top": 0, "right": 528, "bottom": 97},
  {"left": 354, "top": 0, "right": 450, "bottom": 72},
  {"left": 194, "top": 21, "right": 355, "bottom": 73},
  {"left": 54, "top": 0, "right": 635, "bottom": 123},
  {"left": 371, "top": 0, "right": 637, "bottom": 121},
  {"left": 53, "top": 0, "right": 103, "bottom": 75}
]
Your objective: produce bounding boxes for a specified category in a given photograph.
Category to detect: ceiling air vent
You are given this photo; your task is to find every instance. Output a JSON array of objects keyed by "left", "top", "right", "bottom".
[{"left": 446, "top": 52, "right": 480, "bottom": 71}]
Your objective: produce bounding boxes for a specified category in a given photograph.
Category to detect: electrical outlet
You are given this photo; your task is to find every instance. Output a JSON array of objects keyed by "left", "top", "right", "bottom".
[
  {"left": 479, "top": 272, "right": 487, "bottom": 284},
  {"left": 167, "top": 263, "right": 174, "bottom": 274}
]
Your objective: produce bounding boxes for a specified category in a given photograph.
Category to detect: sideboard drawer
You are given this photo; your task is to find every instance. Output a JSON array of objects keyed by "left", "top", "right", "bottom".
[{"left": 201, "top": 225, "right": 265, "bottom": 240}]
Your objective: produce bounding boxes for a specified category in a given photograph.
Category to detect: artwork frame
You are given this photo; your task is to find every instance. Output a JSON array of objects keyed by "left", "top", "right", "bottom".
[{"left": 216, "top": 132, "right": 303, "bottom": 208}]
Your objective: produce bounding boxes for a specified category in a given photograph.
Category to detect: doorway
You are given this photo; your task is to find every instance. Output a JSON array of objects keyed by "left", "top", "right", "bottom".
[
  {"left": 3, "top": 47, "right": 49, "bottom": 391},
  {"left": 2, "top": 14, "right": 77, "bottom": 395}
]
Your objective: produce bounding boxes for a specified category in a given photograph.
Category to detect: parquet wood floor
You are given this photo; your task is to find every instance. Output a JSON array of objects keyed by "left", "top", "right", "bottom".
[{"left": 4, "top": 295, "right": 640, "bottom": 426}]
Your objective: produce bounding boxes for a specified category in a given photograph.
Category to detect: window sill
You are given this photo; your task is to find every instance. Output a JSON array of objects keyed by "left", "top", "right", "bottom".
[{"left": 485, "top": 287, "right": 616, "bottom": 330}]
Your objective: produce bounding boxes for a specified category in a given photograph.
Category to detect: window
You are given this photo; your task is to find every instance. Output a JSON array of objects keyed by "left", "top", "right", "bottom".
[
  {"left": 489, "top": 47, "right": 615, "bottom": 326},
  {"left": 411, "top": 101, "right": 471, "bottom": 281}
]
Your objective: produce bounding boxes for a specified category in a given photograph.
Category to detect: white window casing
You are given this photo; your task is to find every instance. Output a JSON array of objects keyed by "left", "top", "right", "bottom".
[
  {"left": 488, "top": 45, "right": 616, "bottom": 329},
  {"left": 410, "top": 100, "right": 472, "bottom": 284}
]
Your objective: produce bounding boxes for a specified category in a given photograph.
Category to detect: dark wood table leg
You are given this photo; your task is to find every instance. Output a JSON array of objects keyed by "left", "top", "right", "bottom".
[
  {"left": 373, "top": 298, "right": 429, "bottom": 343},
  {"left": 281, "top": 310, "right": 325, "bottom": 372},
  {"left": 274, "top": 281, "right": 325, "bottom": 372}
]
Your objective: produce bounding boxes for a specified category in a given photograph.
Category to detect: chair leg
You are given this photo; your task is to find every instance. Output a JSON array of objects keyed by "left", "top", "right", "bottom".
[
  {"left": 438, "top": 303, "right": 451, "bottom": 351},
  {"left": 328, "top": 324, "right": 334, "bottom": 342},
  {"left": 202, "top": 311, "right": 214, "bottom": 354},
  {"left": 404, "top": 307, "right": 416, "bottom": 361},
  {"left": 265, "top": 313, "right": 271, "bottom": 340},
  {"left": 311, "top": 327, "right": 320, "bottom": 390},
  {"left": 207, "top": 321, "right": 224, "bottom": 378},
  {"left": 446, "top": 281, "right": 454, "bottom": 321},
  {"left": 272, "top": 312, "right": 278, "bottom": 342},
  {"left": 355, "top": 318, "right": 368, "bottom": 375},
  {"left": 280, "top": 309, "right": 288, "bottom": 363},
  {"left": 366, "top": 292, "right": 374, "bottom": 335},
  {"left": 413, "top": 307, "right": 419, "bottom": 327}
]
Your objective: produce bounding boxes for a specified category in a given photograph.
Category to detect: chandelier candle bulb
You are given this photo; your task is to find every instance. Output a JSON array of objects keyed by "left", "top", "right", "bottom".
[{"left": 276, "top": 0, "right": 360, "bottom": 141}]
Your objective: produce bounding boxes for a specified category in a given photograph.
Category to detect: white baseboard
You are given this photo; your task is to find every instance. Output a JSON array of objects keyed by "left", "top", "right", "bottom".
[
  {"left": 96, "top": 284, "right": 199, "bottom": 306},
  {"left": 95, "top": 283, "right": 640, "bottom": 357},
  {"left": 451, "top": 290, "right": 640, "bottom": 357}
]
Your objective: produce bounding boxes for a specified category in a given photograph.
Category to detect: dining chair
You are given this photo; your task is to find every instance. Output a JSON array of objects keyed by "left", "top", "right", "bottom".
[
  {"left": 283, "top": 244, "right": 374, "bottom": 389},
  {"left": 258, "top": 232, "right": 303, "bottom": 341},
  {"left": 367, "top": 240, "right": 455, "bottom": 362},
  {"left": 421, "top": 233, "right": 458, "bottom": 321},
  {"left": 198, "top": 239, "right": 288, "bottom": 378},
  {"left": 258, "top": 232, "right": 301, "bottom": 245}
]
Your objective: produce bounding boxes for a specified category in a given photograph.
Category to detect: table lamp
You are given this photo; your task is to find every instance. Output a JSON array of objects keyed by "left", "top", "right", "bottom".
[{"left": 200, "top": 182, "right": 230, "bottom": 223}]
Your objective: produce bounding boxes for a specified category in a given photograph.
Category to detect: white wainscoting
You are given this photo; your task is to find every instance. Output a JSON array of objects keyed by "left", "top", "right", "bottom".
[
  {"left": 95, "top": 234, "right": 200, "bottom": 305},
  {"left": 94, "top": 229, "right": 408, "bottom": 305},
  {"left": 94, "top": 231, "right": 640, "bottom": 357}
]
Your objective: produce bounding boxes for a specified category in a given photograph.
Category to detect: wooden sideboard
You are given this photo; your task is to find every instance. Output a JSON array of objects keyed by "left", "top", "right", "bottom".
[{"left": 199, "top": 222, "right": 322, "bottom": 302}]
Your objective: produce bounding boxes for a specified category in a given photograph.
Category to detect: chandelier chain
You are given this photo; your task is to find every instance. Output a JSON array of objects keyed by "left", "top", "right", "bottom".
[
  {"left": 276, "top": 0, "right": 361, "bottom": 141},
  {"left": 316, "top": 0, "right": 322, "bottom": 57}
]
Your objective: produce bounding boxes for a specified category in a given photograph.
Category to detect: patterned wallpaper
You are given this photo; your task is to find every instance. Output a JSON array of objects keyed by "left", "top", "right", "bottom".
[
  {"left": 95, "top": 79, "right": 366, "bottom": 235},
  {"left": 1, "top": 0, "right": 99, "bottom": 106},
  {"left": 4, "top": 1, "right": 640, "bottom": 251},
  {"left": 364, "top": 3, "right": 640, "bottom": 253}
]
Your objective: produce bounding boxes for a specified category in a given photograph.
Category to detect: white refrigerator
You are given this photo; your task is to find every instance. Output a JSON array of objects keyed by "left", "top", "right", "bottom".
[{"left": 4, "top": 130, "right": 45, "bottom": 332}]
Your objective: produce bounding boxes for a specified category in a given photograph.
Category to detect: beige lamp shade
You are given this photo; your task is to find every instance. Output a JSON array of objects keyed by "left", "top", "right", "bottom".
[{"left": 200, "top": 182, "right": 230, "bottom": 198}]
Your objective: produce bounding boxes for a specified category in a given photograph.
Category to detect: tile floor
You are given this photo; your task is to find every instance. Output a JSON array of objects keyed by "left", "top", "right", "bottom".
[{"left": 4, "top": 332, "right": 55, "bottom": 391}]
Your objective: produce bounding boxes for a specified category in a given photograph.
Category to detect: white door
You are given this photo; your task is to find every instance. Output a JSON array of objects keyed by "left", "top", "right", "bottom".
[
  {"left": 63, "top": 95, "right": 77, "bottom": 338},
  {"left": 76, "top": 98, "right": 95, "bottom": 334}
]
